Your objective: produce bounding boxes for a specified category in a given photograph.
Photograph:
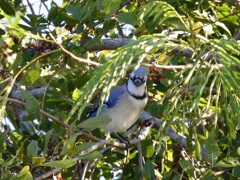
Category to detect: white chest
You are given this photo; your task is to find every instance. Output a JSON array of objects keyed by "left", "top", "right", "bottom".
[{"left": 103, "top": 94, "right": 148, "bottom": 133}]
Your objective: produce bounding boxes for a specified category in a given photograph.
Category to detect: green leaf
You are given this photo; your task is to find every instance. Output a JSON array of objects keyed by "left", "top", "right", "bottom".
[
  {"left": 232, "top": 166, "right": 240, "bottom": 177},
  {"left": 42, "top": 159, "right": 76, "bottom": 169},
  {"left": 137, "top": 1, "right": 188, "bottom": 30},
  {"left": 96, "top": 0, "right": 121, "bottom": 14},
  {"left": 214, "top": 157, "right": 240, "bottom": 168},
  {"left": 20, "top": 68, "right": 41, "bottom": 85},
  {"left": 79, "top": 151, "right": 103, "bottom": 160},
  {"left": 179, "top": 159, "right": 195, "bottom": 177},
  {"left": 61, "top": 133, "right": 81, "bottom": 156},
  {"left": 0, "top": 28, "right": 5, "bottom": 35},
  {"left": 0, "top": 0, "right": 15, "bottom": 16},
  {"left": 1, "top": 157, "right": 15, "bottom": 168},
  {"left": 47, "top": 2, "right": 58, "bottom": 21},
  {"left": 0, "top": 130, "right": 8, "bottom": 150},
  {"left": 65, "top": 4, "right": 83, "bottom": 21},
  {"left": 117, "top": 12, "right": 139, "bottom": 26},
  {"left": 59, "top": 10, "right": 79, "bottom": 27},
  {"left": 72, "top": 88, "right": 81, "bottom": 101},
  {"left": 18, "top": 24, "right": 33, "bottom": 31},
  {"left": 202, "top": 170, "right": 214, "bottom": 180},
  {"left": 44, "top": 129, "right": 54, "bottom": 154},
  {"left": 17, "top": 166, "right": 33, "bottom": 180},
  {"left": 27, "top": 140, "right": 38, "bottom": 160},
  {"left": 142, "top": 135, "right": 154, "bottom": 158},
  {"left": 78, "top": 115, "right": 112, "bottom": 129},
  {"left": 12, "top": 52, "right": 23, "bottom": 75},
  {"left": 20, "top": 89, "right": 40, "bottom": 120},
  {"left": 32, "top": 157, "right": 46, "bottom": 165},
  {"left": 16, "top": 142, "right": 24, "bottom": 161},
  {"left": 77, "top": 142, "right": 96, "bottom": 152},
  {"left": 203, "top": 138, "right": 219, "bottom": 164},
  {"left": 215, "top": 21, "right": 231, "bottom": 36},
  {"left": 144, "top": 159, "right": 155, "bottom": 179}
]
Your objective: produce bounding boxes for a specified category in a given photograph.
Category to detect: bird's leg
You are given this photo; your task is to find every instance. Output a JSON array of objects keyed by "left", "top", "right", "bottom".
[{"left": 110, "top": 132, "right": 130, "bottom": 149}]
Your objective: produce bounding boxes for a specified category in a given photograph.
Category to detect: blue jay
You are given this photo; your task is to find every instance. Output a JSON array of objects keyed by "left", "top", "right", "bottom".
[{"left": 87, "top": 66, "right": 148, "bottom": 136}]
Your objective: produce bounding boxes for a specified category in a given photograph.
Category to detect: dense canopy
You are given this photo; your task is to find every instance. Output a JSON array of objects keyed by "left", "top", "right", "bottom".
[{"left": 0, "top": 0, "right": 240, "bottom": 179}]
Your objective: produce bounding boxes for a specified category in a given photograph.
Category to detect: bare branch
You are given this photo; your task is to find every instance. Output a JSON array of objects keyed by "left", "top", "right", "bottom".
[
  {"left": 5, "top": 97, "right": 70, "bottom": 129},
  {"left": 87, "top": 39, "right": 134, "bottom": 51},
  {"left": 11, "top": 87, "right": 48, "bottom": 99}
]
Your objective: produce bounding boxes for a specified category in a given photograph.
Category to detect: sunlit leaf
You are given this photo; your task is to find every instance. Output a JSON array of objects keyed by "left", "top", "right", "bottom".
[
  {"left": 17, "top": 166, "right": 32, "bottom": 180},
  {"left": 20, "top": 68, "right": 41, "bottom": 85},
  {"left": 32, "top": 157, "right": 46, "bottom": 165}
]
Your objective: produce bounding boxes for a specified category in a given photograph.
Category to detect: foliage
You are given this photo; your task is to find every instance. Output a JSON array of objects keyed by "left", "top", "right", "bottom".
[{"left": 0, "top": 0, "right": 240, "bottom": 179}]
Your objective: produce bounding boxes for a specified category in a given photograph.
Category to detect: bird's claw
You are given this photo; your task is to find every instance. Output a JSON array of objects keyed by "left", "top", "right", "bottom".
[{"left": 110, "top": 132, "right": 130, "bottom": 149}]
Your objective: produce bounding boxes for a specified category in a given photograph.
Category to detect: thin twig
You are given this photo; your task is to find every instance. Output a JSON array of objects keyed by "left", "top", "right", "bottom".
[
  {"left": 49, "top": 34, "right": 102, "bottom": 66},
  {"left": 72, "top": 160, "right": 80, "bottom": 180},
  {"left": 26, "top": 0, "right": 35, "bottom": 15},
  {"left": 80, "top": 160, "right": 89, "bottom": 180},
  {"left": 137, "top": 143, "right": 144, "bottom": 180},
  {"left": 141, "top": 63, "right": 223, "bottom": 70},
  {"left": 167, "top": 86, "right": 217, "bottom": 99}
]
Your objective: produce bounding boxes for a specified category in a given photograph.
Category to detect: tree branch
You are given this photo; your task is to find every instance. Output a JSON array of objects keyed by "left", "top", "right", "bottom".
[
  {"left": 87, "top": 38, "right": 134, "bottom": 51},
  {"left": 5, "top": 96, "right": 212, "bottom": 178},
  {"left": 5, "top": 96, "right": 210, "bottom": 162},
  {"left": 139, "top": 112, "right": 210, "bottom": 162}
]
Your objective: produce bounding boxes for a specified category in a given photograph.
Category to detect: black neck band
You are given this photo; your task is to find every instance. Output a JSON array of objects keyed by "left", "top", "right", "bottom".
[{"left": 126, "top": 82, "right": 147, "bottom": 100}]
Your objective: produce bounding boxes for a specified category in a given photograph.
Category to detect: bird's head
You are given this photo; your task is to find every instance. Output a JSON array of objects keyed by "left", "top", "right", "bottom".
[
  {"left": 127, "top": 66, "right": 147, "bottom": 98},
  {"left": 129, "top": 66, "right": 147, "bottom": 87}
]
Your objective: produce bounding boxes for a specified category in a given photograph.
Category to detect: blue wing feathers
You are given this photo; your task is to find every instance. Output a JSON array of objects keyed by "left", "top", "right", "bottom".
[{"left": 87, "top": 85, "right": 125, "bottom": 118}]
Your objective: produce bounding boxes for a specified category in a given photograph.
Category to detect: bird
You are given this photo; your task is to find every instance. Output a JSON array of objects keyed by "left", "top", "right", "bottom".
[{"left": 87, "top": 66, "right": 148, "bottom": 140}]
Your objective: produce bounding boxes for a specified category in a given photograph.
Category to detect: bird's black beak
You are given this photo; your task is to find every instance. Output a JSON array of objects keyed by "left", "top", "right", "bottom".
[{"left": 134, "top": 79, "right": 143, "bottom": 87}]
